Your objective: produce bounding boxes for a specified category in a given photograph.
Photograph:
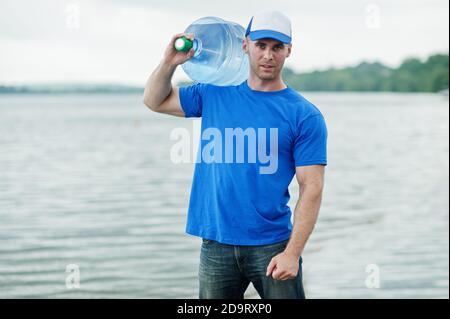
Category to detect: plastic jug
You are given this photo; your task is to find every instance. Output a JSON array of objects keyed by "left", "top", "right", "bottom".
[{"left": 174, "top": 16, "right": 249, "bottom": 86}]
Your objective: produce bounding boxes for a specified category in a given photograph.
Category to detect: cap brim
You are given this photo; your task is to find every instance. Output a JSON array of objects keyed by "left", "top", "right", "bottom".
[{"left": 248, "top": 30, "right": 291, "bottom": 44}]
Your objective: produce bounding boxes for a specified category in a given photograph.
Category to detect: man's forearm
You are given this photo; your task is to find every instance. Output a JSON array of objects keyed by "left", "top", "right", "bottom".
[
  {"left": 143, "top": 61, "right": 177, "bottom": 110},
  {"left": 284, "top": 184, "right": 324, "bottom": 259}
]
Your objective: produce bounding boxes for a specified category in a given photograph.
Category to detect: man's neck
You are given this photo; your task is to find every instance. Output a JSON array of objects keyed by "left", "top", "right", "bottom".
[{"left": 247, "top": 75, "right": 287, "bottom": 92}]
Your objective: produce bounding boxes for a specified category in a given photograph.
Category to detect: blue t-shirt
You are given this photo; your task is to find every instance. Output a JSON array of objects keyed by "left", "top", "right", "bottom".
[{"left": 179, "top": 80, "right": 327, "bottom": 246}]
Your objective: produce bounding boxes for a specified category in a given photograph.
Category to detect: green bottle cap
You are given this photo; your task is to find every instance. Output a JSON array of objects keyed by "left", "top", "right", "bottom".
[{"left": 174, "top": 36, "right": 193, "bottom": 52}]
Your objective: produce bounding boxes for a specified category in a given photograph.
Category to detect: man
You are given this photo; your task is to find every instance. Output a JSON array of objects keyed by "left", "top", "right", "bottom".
[{"left": 143, "top": 10, "right": 327, "bottom": 299}]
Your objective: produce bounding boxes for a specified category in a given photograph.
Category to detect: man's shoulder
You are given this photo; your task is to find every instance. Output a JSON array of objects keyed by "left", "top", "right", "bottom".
[{"left": 285, "top": 89, "right": 323, "bottom": 118}]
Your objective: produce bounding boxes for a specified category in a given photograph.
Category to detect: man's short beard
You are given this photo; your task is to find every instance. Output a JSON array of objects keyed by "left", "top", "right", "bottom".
[
  {"left": 259, "top": 74, "right": 276, "bottom": 81},
  {"left": 258, "top": 70, "right": 278, "bottom": 81},
  {"left": 251, "top": 65, "right": 278, "bottom": 81}
]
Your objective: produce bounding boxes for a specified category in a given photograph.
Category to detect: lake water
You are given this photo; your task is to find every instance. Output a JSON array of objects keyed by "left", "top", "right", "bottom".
[{"left": 0, "top": 92, "right": 448, "bottom": 299}]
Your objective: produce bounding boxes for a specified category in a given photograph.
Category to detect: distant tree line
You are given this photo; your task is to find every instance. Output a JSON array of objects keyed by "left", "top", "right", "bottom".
[
  {"left": 283, "top": 53, "right": 448, "bottom": 92},
  {"left": 1, "top": 54, "right": 447, "bottom": 93}
]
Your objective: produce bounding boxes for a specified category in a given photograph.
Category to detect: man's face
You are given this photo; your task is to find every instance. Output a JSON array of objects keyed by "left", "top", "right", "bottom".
[{"left": 243, "top": 38, "right": 292, "bottom": 81}]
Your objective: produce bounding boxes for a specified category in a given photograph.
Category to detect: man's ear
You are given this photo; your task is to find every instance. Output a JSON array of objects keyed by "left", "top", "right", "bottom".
[
  {"left": 242, "top": 38, "right": 249, "bottom": 54},
  {"left": 286, "top": 44, "right": 292, "bottom": 58}
]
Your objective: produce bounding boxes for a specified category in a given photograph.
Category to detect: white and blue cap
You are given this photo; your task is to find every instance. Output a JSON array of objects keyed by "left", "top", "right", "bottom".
[{"left": 245, "top": 10, "right": 292, "bottom": 44}]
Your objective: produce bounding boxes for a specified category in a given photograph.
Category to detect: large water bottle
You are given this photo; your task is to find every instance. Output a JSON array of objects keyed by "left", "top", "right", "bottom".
[{"left": 174, "top": 17, "right": 249, "bottom": 86}]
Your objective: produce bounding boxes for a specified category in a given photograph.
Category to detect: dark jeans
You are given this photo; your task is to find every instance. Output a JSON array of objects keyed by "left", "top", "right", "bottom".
[{"left": 199, "top": 238, "right": 305, "bottom": 299}]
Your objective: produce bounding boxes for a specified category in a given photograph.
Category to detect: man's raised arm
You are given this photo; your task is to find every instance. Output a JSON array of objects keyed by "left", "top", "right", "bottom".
[{"left": 143, "top": 33, "right": 195, "bottom": 117}]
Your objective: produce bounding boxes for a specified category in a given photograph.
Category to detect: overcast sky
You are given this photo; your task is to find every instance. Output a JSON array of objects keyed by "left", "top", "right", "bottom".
[{"left": 0, "top": 0, "right": 448, "bottom": 85}]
